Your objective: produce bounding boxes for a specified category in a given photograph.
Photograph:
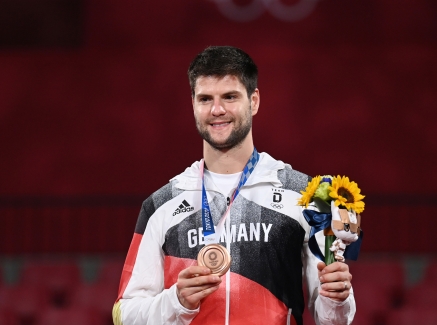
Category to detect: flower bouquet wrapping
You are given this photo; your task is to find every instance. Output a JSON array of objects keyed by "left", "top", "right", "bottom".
[{"left": 297, "top": 175, "right": 364, "bottom": 265}]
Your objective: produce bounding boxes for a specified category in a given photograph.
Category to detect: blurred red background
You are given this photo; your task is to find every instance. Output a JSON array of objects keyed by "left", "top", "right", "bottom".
[{"left": 1, "top": 0, "right": 435, "bottom": 255}]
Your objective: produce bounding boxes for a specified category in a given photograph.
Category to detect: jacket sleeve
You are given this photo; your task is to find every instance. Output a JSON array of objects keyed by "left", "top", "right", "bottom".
[
  {"left": 301, "top": 210, "right": 356, "bottom": 325},
  {"left": 112, "top": 200, "right": 200, "bottom": 325}
]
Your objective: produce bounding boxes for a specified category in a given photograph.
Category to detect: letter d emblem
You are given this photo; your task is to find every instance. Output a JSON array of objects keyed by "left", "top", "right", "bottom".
[{"left": 273, "top": 192, "right": 282, "bottom": 202}]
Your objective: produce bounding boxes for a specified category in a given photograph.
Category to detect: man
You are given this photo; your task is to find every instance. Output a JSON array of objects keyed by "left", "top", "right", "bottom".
[{"left": 112, "top": 46, "right": 355, "bottom": 325}]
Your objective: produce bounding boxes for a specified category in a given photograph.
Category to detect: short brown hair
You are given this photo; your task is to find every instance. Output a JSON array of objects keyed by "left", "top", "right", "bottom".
[{"left": 188, "top": 46, "right": 258, "bottom": 98}]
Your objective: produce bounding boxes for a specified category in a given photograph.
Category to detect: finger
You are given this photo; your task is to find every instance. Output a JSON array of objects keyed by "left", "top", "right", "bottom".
[
  {"left": 179, "top": 282, "right": 221, "bottom": 300},
  {"left": 317, "top": 262, "right": 347, "bottom": 279},
  {"left": 319, "top": 263, "right": 352, "bottom": 283},
  {"left": 319, "top": 280, "right": 350, "bottom": 302},
  {"left": 177, "top": 274, "right": 221, "bottom": 294},
  {"left": 178, "top": 266, "right": 211, "bottom": 280},
  {"left": 326, "top": 261, "right": 349, "bottom": 272},
  {"left": 177, "top": 280, "right": 221, "bottom": 309},
  {"left": 320, "top": 271, "right": 353, "bottom": 285},
  {"left": 317, "top": 262, "right": 326, "bottom": 274},
  {"left": 321, "top": 280, "right": 350, "bottom": 293},
  {"left": 318, "top": 286, "right": 350, "bottom": 302},
  {"left": 320, "top": 270, "right": 344, "bottom": 283}
]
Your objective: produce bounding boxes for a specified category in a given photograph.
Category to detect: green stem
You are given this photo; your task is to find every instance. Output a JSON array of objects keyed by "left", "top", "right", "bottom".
[{"left": 325, "top": 235, "right": 336, "bottom": 265}]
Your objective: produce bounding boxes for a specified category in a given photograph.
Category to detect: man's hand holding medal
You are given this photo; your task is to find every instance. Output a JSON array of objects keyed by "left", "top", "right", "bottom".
[{"left": 176, "top": 265, "right": 222, "bottom": 310}]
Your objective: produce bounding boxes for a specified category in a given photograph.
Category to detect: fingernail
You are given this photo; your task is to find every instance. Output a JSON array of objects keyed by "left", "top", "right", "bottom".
[{"left": 319, "top": 276, "right": 323, "bottom": 282}]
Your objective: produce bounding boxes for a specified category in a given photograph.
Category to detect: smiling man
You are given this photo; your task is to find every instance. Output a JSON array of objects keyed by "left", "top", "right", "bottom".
[{"left": 113, "top": 46, "right": 356, "bottom": 325}]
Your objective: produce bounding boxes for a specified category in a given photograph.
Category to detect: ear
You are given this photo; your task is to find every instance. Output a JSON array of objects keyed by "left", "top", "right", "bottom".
[{"left": 250, "top": 88, "right": 260, "bottom": 116}]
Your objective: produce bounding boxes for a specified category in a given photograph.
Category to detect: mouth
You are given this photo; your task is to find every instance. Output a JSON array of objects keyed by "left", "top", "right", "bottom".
[{"left": 210, "top": 122, "right": 231, "bottom": 128}]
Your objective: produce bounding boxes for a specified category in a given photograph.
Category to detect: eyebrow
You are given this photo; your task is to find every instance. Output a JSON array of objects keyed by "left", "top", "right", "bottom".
[
  {"left": 195, "top": 93, "right": 212, "bottom": 99},
  {"left": 222, "top": 90, "right": 242, "bottom": 97},
  {"left": 195, "top": 90, "right": 242, "bottom": 99}
]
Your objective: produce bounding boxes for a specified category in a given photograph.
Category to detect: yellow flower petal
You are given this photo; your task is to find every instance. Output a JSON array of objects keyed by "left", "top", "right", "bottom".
[
  {"left": 330, "top": 175, "right": 365, "bottom": 213},
  {"left": 297, "top": 176, "right": 321, "bottom": 208}
]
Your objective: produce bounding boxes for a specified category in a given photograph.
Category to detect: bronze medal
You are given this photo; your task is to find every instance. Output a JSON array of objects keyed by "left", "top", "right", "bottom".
[{"left": 197, "top": 244, "right": 231, "bottom": 277}]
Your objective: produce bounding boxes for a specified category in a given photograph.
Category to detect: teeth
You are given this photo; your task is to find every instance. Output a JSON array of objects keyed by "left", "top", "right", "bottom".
[{"left": 212, "top": 122, "right": 229, "bottom": 126}]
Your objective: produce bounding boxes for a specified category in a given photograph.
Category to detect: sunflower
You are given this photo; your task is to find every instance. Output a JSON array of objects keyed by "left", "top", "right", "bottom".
[
  {"left": 297, "top": 176, "right": 321, "bottom": 208},
  {"left": 329, "top": 175, "right": 365, "bottom": 213}
]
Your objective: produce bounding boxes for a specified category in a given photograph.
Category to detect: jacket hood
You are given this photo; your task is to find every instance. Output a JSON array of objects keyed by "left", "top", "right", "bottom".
[{"left": 171, "top": 152, "right": 286, "bottom": 191}]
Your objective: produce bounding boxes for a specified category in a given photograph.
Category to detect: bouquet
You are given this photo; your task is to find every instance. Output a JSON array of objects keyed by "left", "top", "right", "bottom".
[{"left": 297, "top": 175, "right": 364, "bottom": 264}]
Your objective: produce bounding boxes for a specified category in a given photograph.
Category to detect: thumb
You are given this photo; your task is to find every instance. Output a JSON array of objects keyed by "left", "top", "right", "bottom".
[{"left": 317, "top": 261, "right": 326, "bottom": 272}]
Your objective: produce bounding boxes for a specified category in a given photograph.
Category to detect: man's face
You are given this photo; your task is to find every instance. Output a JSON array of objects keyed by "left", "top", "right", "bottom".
[{"left": 192, "top": 75, "right": 259, "bottom": 150}]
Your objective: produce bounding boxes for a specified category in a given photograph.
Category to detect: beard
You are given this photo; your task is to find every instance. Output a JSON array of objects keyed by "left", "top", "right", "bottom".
[{"left": 195, "top": 106, "right": 252, "bottom": 150}]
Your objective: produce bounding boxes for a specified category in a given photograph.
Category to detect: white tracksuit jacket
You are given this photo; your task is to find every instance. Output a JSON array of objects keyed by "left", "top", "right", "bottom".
[{"left": 113, "top": 152, "right": 356, "bottom": 325}]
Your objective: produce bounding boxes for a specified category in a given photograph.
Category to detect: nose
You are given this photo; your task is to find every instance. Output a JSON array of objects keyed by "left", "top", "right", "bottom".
[{"left": 211, "top": 98, "right": 226, "bottom": 116}]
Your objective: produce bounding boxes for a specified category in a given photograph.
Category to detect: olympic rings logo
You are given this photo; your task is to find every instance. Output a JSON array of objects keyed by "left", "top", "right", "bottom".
[
  {"left": 209, "top": 0, "right": 320, "bottom": 22},
  {"left": 208, "top": 252, "right": 218, "bottom": 260},
  {"left": 270, "top": 203, "right": 284, "bottom": 209}
]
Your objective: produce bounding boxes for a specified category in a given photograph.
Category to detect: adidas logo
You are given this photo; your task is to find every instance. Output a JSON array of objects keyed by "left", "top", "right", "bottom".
[{"left": 172, "top": 200, "right": 194, "bottom": 216}]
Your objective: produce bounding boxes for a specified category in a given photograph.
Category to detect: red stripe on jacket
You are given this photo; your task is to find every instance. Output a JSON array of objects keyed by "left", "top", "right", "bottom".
[
  {"left": 164, "top": 255, "right": 296, "bottom": 325},
  {"left": 116, "top": 233, "right": 143, "bottom": 301}
]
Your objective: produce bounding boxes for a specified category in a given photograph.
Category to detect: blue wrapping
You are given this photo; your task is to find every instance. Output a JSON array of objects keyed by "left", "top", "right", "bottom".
[
  {"left": 302, "top": 210, "right": 331, "bottom": 261},
  {"left": 344, "top": 230, "right": 363, "bottom": 261}
]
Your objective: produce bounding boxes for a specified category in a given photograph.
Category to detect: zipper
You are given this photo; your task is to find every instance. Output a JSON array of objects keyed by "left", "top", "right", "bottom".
[
  {"left": 225, "top": 207, "right": 231, "bottom": 325},
  {"left": 287, "top": 308, "right": 292, "bottom": 325}
]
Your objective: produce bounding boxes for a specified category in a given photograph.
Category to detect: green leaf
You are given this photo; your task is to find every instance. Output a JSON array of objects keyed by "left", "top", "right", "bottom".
[
  {"left": 313, "top": 197, "right": 331, "bottom": 213},
  {"left": 314, "top": 182, "right": 331, "bottom": 202}
]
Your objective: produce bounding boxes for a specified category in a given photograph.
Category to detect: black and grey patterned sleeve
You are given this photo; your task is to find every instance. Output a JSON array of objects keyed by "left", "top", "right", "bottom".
[{"left": 278, "top": 164, "right": 311, "bottom": 193}]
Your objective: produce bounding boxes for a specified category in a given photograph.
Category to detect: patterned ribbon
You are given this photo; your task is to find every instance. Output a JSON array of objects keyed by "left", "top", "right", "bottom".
[
  {"left": 200, "top": 148, "right": 260, "bottom": 239},
  {"left": 302, "top": 209, "right": 363, "bottom": 262}
]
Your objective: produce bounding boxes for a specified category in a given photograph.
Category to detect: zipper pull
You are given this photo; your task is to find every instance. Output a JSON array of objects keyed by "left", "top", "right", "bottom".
[{"left": 227, "top": 197, "right": 230, "bottom": 206}]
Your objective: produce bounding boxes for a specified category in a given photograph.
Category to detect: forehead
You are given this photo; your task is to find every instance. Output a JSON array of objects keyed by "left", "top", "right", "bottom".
[{"left": 194, "top": 75, "right": 245, "bottom": 95}]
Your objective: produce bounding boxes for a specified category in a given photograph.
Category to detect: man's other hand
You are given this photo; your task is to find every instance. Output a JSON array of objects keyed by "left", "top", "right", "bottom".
[{"left": 317, "top": 261, "right": 352, "bottom": 302}]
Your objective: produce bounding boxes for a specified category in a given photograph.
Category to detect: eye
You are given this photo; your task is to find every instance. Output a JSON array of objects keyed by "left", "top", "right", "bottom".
[
  {"left": 198, "top": 96, "right": 211, "bottom": 103},
  {"left": 224, "top": 94, "right": 237, "bottom": 100}
]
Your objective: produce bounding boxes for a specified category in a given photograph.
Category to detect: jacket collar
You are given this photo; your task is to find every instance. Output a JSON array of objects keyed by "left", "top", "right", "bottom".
[{"left": 171, "top": 152, "right": 285, "bottom": 191}]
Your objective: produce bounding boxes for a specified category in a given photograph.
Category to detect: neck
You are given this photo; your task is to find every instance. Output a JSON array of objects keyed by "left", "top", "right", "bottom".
[{"left": 203, "top": 133, "right": 254, "bottom": 174}]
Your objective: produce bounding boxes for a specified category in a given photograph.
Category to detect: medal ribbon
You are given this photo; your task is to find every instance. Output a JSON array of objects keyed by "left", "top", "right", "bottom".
[{"left": 200, "top": 148, "right": 260, "bottom": 244}]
